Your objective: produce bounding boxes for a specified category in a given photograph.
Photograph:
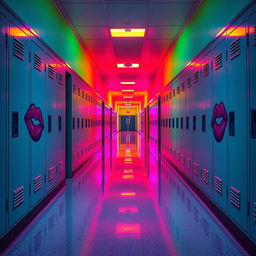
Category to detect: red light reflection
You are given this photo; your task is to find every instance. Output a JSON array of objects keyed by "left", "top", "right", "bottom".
[
  {"left": 118, "top": 207, "right": 139, "bottom": 213},
  {"left": 116, "top": 224, "right": 141, "bottom": 237}
]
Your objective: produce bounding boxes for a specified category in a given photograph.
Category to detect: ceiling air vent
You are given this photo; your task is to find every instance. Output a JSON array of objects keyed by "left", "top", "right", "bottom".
[
  {"left": 193, "top": 71, "right": 199, "bottom": 83},
  {"left": 193, "top": 162, "right": 199, "bottom": 176},
  {"left": 33, "top": 175, "right": 42, "bottom": 193},
  {"left": 13, "top": 38, "right": 25, "bottom": 60},
  {"left": 230, "top": 38, "right": 240, "bottom": 60},
  {"left": 48, "top": 65, "right": 55, "bottom": 79},
  {"left": 34, "top": 54, "right": 42, "bottom": 71},
  {"left": 214, "top": 176, "right": 223, "bottom": 195},
  {"left": 13, "top": 186, "right": 24, "bottom": 208},
  {"left": 48, "top": 167, "right": 55, "bottom": 181},
  {"left": 214, "top": 53, "right": 223, "bottom": 70},
  {"left": 202, "top": 168, "right": 209, "bottom": 184},
  {"left": 230, "top": 186, "right": 240, "bottom": 209},
  {"left": 202, "top": 63, "right": 210, "bottom": 77}
]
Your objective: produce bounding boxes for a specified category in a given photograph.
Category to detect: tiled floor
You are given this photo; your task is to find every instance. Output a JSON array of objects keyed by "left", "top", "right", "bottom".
[{"left": 3, "top": 132, "right": 248, "bottom": 256}]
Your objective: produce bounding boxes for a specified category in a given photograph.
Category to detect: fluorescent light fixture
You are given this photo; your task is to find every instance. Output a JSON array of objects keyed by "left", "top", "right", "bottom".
[
  {"left": 117, "top": 63, "right": 139, "bottom": 68},
  {"left": 123, "top": 96, "right": 133, "bottom": 99},
  {"left": 121, "top": 82, "right": 136, "bottom": 85},
  {"left": 110, "top": 28, "right": 145, "bottom": 37},
  {"left": 122, "top": 89, "right": 134, "bottom": 92}
]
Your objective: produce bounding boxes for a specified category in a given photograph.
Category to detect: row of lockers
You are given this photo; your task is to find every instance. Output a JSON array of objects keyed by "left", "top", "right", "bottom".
[
  {"left": 0, "top": 3, "right": 117, "bottom": 245},
  {"left": 141, "top": 2, "right": 256, "bottom": 244}
]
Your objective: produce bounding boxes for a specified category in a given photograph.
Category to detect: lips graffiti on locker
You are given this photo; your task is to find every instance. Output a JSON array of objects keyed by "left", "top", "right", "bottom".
[
  {"left": 24, "top": 104, "right": 44, "bottom": 142},
  {"left": 211, "top": 102, "right": 228, "bottom": 142}
]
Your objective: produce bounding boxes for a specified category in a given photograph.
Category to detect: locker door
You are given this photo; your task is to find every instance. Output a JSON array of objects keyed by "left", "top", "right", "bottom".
[
  {"left": 45, "top": 54, "right": 58, "bottom": 193},
  {"left": 200, "top": 54, "right": 213, "bottom": 197},
  {"left": 8, "top": 25, "right": 31, "bottom": 226},
  {"left": 211, "top": 39, "right": 229, "bottom": 212},
  {"left": 248, "top": 11, "right": 256, "bottom": 240},
  {"left": 227, "top": 21, "right": 248, "bottom": 230},
  {"left": 0, "top": 13, "right": 7, "bottom": 236},
  {"left": 30, "top": 41, "right": 46, "bottom": 206}
]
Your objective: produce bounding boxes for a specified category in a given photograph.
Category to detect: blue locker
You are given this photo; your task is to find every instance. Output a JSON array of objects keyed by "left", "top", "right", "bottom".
[
  {"left": 45, "top": 54, "right": 58, "bottom": 192},
  {"left": 0, "top": 12, "right": 7, "bottom": 236},
  {"left": 30, "top": 41, "right": 46, "bottom": 206},
  {"left": 248, "top": 10, "right": 256, "bottom": 241},
  {"left": 211, "top": 38, "right": 229, "bottom": 212},
  {"left": 8, "top": 24, "right": 31, "bottom": 226},
  {"left": 199, "top": 52, "right": 213, "bottom": 197},
  {"left": 226, "top": 21, "right": 248, "bottom": 230}
]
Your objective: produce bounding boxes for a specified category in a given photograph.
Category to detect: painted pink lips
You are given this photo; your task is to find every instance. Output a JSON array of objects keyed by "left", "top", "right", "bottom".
[
  {"left": 211, "top": 102, "right": 228, "bottom": 142},
  {"left": 24, "top": 104, "right": 44, "bottom": 142}
]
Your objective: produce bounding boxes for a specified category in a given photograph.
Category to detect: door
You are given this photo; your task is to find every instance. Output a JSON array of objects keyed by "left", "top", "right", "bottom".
[{"left": 120, "top": 115, "right": 136, "bottom": 131}]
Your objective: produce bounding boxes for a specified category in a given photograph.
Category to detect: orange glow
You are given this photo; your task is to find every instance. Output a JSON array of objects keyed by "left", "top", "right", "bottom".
[
  {"left": 121, "top": 192, "right": 136, "bottom": 197},
  {"left": 123, "top": 169, "right": 133, "bottom": 173},
  {"left": 9, "top": 27, "right": 38, "bottom": 38},
  {"left": 118, "top": 207, "right": 138, "bottom": 213},
  {"left": 122, "top": 90, "right": 134, "bottom": 92},
  {"left": 117, "top": 63, "right": 139, "bottom": 68},
  {"left": 123, "top": 174, "right": 134, "bottom": 179},
  {"left": 123, "top": 96, "right": 133, "bottom": 99},
  {"left": 110, "top": 28, "right": 145, "bottom": 37},
  {"left": 121, "top": 82, "right": 136, "bottom": 85},
  {"left": 216, "top": 26, "right": 254, "bottom": 38}
]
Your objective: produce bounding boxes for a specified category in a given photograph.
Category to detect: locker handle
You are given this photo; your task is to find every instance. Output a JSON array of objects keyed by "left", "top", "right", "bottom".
[
  {"left": 12, "top": 112, "right": 18, "bottom": 137},
  {"left": 229, "top": 112, "right": 235, "bottom": 136},
  {"left": 251, "top": 110, "right": 256, "bottom": 139}
]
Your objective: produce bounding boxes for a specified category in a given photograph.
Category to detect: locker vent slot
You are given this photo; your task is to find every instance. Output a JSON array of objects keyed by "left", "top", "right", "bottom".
[
  {"left": 214, "top": 53, "right": 222, "bottom": 70},
  {"left": 48, "top": 65, "right": 55, "bottom": 79},
  {"left": 214, "top": 176, "right": 223, "bottom": 194},
  {"left": 48, "top": 167, "right": 55, "bottom": 181},
  {"left": 230, "top": 38, "right": 240, "bottom": 60},
  {"left": 193, "top": 162, "right": 199, "bottom": 176},
  {"left": 78, "top": 87, "right": 81, "bottom": 96},
  {"left": 230, "top": 186, "right": 240, "bottom": 209},
  {"left": 34, "top": 54, "right": 42, "bottom": 71},
  {"left": 58, "top": 160, "right": 64, "bottom": 173},
  {"left": 13, "top": 38, "right": 25, "bottom": 60},
  {"left": 33, "top": 175, "right": 42, "bottom": 193},
  {"left": 254, "top": 202, "right": 256, "bottom": 223},
  {"left": 58, "top": 72, "right": 64, "bottom": 85},
  {"left": 193, "top": 71, "right": 199, "bottom": 83},
  {"left": 187, "top": 77, "right": 192, "bottom": 88},
  {"left": 202, "top": 168, "right": 209, "bottom": 184},
  {"left": 181, "top": 82, "right": 185, "bottom": 92},
  {"left": 202, "top": 63, "right": 209, "bottom": 77},
  {"left": 254, "top": 25, "right": 256, "bottom": 46},
  {"left": 186, "top": 158, "right": 191, "bottom": 170},
  {"left": 13, "top": 186, "right": 24, "bottom": 208},
  {"left": 177, "top": 86, "right": 180, "bottom": 95}
]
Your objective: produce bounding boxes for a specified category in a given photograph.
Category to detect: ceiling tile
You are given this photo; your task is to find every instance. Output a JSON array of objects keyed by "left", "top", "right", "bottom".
[
  {"left": 149, "top": 3, "right": 193, "bottom": 26},
  {"left": 106, "top": 4, "right": 149, "bottom": 27},
  {"left": 76, "top": 26, "right": 109, "bottom": 39},
  {"left": 62, "top": 3, "right": 106, "bottom": 25},
  {"left": 147, "top": 26, "right": 180, "bottom": 40}
]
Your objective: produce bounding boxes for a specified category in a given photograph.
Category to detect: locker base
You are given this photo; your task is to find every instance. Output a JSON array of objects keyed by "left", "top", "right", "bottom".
[
  {"left": 160, "top": 155, "right": 256, "bottom": 255},
  {"left": 0, "top": 180, "right": 66, "bottom": 255}
]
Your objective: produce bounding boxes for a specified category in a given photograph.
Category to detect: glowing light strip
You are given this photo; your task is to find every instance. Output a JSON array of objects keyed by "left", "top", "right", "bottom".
[
  {"left": 117, "top": 63, "right": 139, "bottom": 68},
  {"left": 111, "top": 28, "right": 145, "bottom": 37},
  {"left": 121, "top": 82, "right": 136, "bottom": 85},
  {"left": 122, "top": 89, "right": 134, "bottom": 92},
  {"left": 123, "top": 96, "right": 133, "bottom": 99}
]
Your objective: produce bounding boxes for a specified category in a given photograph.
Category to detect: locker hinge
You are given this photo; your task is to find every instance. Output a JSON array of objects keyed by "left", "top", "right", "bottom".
[
  {"left": 246, "top": 33, "right": 249, "bottom": 47},
  {"left": 247, "top": 202, "right": 250, "bottom": 216},
  {"left": 5, "top": 199, "right": 8, "bottom": 213}
]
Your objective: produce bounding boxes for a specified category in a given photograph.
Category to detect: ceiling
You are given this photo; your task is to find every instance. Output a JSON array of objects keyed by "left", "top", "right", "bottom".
[{"left": 54, "top": 0, "right": 201, "bottom": 110}]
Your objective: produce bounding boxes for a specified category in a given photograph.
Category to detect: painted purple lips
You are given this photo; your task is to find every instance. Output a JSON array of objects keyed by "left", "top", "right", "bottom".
[
  {"left": 24, "top": 104, "right": 44, "bottom": 142},
  {"left": 211, "top": 102, "right": 228, "bottom": 142}
]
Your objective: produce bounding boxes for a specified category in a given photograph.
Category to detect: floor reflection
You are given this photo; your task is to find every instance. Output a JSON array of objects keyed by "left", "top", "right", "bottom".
[{"left": 3, "top": 132, "right": 248, "bottom": 256}]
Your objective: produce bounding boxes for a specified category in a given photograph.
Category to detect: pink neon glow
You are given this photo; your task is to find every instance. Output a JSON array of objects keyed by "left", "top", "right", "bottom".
[
  {"left": 118, "top": 207, "right": 139, "bottom": 213},
  {"left": 116, "top": 224, "right": 141, "bottom": 237}
]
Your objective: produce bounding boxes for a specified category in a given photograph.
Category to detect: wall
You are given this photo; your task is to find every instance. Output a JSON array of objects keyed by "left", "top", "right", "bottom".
[
  {"left": 3, "top": 0, "right": 107, "bottom": 100},
  {"left": 149, "top": 0, "right": 252, "bottom": 99}
]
